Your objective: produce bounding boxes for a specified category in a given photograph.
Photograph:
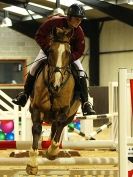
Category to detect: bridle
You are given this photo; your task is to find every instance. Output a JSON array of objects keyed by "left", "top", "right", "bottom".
[{"left": 44, "top": 39, "right": 72, "bottom": 94}]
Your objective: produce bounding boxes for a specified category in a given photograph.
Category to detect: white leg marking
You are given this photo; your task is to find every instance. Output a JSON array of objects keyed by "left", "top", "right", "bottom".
[{"left": 54, "top": 44, "right": 65, "bottom": 88}]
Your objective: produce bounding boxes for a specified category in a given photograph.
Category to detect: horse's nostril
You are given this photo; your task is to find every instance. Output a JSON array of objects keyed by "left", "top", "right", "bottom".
[
  {"left": 50, "top": 83, "right": 59, "bottom": 92},
  {"left": 50, "top": 83, "right": 54, "bottom": 88},
  {"left": 55, "top": 86, "right": 59, "bottom": 91}
]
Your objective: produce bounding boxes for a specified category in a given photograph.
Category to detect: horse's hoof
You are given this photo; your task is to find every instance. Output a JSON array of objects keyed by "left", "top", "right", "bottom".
[
  {"left": 26, "top": 164, "right": 38, "bottom": 175},
  {"left": 45, "top": 150, "right": 57, "bottom": 160}
]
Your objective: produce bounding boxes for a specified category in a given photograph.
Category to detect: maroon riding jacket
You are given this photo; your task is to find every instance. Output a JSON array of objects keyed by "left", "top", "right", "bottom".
[{"left": 35, "top": 16, "right": 85, "bottom": 61}]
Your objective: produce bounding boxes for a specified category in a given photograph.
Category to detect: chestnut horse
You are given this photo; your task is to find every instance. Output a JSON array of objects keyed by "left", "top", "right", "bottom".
[{"left": 26, "top": 27, "right": 81, "bottom": 175}]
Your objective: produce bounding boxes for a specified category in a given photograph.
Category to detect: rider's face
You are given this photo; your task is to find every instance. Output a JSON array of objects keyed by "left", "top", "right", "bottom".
[{"left": 67, "top": 17, "right": 82, "bottom": 28}]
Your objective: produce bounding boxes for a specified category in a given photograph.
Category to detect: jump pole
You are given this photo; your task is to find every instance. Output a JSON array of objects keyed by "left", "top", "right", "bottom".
[
  {"left": 68, "top": 122, "right": 112, "bottom": 140},
  {"left": 76, "top": 113, "right": 118, "bottom": 120},
  {"left": 75, "top": 113, "right": 117, "bottom": 141},
  {"left": 0, "top": 157, "right": 118, "bottom": 166},
  {"left": 0, "top": 140, "right": 116, "bottom": 150}
]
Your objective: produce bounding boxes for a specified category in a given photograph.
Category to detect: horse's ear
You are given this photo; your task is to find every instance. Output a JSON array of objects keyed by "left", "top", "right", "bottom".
[
  {"left": 62, "top": 27, "right": 72, "bottom": 35},
  {"left": 52, "top": 27, "right": 62, "bottom": 37},
  {"left": 56, "top": 27, "right": 63, "bottom": 33}
]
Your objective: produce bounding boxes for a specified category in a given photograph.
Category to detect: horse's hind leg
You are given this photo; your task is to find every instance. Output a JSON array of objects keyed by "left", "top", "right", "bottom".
[
  {"left": 51, "top": 121, "right": 65, "bottom": 142},
  {"left": 46, "top": 114, "right": 76, "bottom": 160},
  {"left": 26, "top": 108, "right": 42, "bottom": 175},
  {"left": 46, "top": 120, "right": 65, "bottom": 160},
  {"left": 50, "top": 121, "right": 57, "bottom": 140},
  {"left": 51, "top": 113, "right": 75, "bottom": 143}
]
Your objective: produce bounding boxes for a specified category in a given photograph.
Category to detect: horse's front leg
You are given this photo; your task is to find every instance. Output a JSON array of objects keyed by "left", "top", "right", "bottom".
[
  {"left": 32, "top": 121, "right": 42, "bottom": 150},
  {"left": 46, "top": 120, "right": 65, "bottom": 160},
  {"left": 26, "top": 109, "right": 42, "bottom": 175}
]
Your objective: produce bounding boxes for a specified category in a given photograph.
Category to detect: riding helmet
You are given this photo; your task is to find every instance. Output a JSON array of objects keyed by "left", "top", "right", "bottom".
[{"left": 67, "top": 4, "right": 85, "bottom": 18}]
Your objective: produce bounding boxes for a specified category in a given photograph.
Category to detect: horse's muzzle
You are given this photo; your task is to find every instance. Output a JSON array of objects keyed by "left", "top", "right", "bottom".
[{"left": 49, "top": 83, "right": 60, "bottom": 93}]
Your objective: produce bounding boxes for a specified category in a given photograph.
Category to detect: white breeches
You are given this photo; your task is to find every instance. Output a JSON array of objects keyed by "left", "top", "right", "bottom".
[
  {"left": 30, "top": 49, "right": 85, "bottom": 77},
  {"left": 30, "top": 49, "right": 47, "bottom": 75}
]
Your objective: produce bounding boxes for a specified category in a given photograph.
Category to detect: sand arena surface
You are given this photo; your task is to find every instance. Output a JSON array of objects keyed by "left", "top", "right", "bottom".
[
  {"left": 0, "top": 149, "right": 118, "bottom": 177},
  {"left": 0, "top": 128, "right": 118, "bottom": 177}
]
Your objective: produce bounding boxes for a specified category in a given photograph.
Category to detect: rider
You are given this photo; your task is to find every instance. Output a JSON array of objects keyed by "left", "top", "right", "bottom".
[{"left": 12, "top": 4, "right": 96, "bottom": 116}]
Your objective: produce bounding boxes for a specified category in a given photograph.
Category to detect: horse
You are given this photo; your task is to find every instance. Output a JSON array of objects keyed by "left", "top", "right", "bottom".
[{"left": 26, "top": 27, "right": 81, "bottom": 175}]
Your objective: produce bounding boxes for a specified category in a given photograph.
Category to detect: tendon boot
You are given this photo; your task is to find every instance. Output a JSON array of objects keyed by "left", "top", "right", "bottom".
[
  {"left": 12, "top": 73, "right": 35, "bottom": 107},
  {"left": 79, "top": 77, "right": 96, "bottom": 115}
]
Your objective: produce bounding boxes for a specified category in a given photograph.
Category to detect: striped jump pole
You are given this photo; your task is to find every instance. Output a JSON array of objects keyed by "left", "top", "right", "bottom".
[
  {"left": 76, "top": 113, "right": 118, "bottom": 120},
  {"left": 1, "top": 169, "right": 119, "bottom": 177},
  {"left": 71, "top": 169, "right": 118, "bottom": 176},
  {"left": 0, "top": 140, "right": 116, "bottom": 150},
  {"left": 76, "top": 113, "right": 117, "bottom": 141},
  {"left": 88, "top": 122, "right": 112, "bottom": 139},
  {"left": 68, "top": 122, "right": 112, "bottom": 140},
  {"left": 0, "top": 157, "right": 118, "bottom": 166}
]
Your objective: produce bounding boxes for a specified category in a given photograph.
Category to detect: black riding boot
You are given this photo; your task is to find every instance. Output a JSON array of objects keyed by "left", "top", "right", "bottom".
[
  {"left": 12, "top": 73, "right": 36, "bottom": 107},
  {"left": 79, "top": 77, "right": 96, "bottom": 116}
]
